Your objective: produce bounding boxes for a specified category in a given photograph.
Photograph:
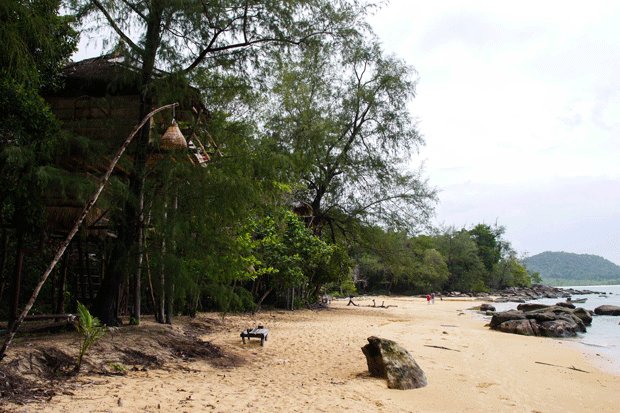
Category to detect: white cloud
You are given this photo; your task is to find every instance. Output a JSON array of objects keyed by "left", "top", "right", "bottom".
[{"left": 370, "top": 0, "right": 620, "bottom": 264}]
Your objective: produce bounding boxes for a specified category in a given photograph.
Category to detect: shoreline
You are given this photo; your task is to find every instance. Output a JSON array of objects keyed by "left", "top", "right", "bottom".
[{"left": 3, "top": 295, "right": 619, "bottom": 412}]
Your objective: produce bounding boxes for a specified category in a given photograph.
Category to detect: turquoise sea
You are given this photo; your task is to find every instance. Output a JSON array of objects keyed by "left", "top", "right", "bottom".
[{"left": 493, "top": 284, "right": 620, "bottom": 375}]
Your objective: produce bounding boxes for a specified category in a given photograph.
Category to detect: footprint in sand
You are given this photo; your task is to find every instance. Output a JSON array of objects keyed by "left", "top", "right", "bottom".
[{"left": 476, "top": 382, "right": 498, "bottom": 389}]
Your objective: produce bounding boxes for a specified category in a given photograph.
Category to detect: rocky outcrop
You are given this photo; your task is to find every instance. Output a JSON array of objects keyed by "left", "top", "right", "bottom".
[
  {"left": 594, "top": 305, "right": 620, "bottom": 316},
  {"left": 490, "top": 305, "right": 589, "bottom": 337},
  {"left": 361, "top": 336, "right": 427, "bottom": 390},
  {"left": 446, "top": 285, "right": 604, "bottom": 303}
]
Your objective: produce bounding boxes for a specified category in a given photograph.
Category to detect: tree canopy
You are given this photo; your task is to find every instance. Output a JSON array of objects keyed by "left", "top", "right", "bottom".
[
  {"left": 0, "top": 0, "right": 541, "bottom": 355},
  {"left": 262, "top": 39, "right": 436, "bottom": 240}
]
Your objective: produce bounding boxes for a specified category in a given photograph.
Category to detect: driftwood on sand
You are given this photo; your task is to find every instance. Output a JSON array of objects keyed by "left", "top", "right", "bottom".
[
  {"left": 424, "top": 345, "right": 460, "bottom": 352},
  {"left": 347, "top": 297, "right": 398, "bottom": 309},
  {"left": 535, "top": 361, "right": 589, "bottom": 373}
]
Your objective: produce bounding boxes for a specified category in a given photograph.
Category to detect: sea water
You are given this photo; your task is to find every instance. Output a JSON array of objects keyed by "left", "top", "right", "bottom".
[{"left": 492, "top": 284, "right": 620, "bottom": 375}]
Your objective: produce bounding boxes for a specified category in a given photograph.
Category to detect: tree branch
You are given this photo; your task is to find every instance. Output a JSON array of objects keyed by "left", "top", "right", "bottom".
[
  {"left": 182, "top": 31, "right": 332, "bottom": 74},
  {"left": 91, "top": 0, "right": 145, "bottom": 56},
  {"left": 119, "top": 0, "right": 146, "bottom": 21},
  {"left": 0, "top": 103, "right": 179, "bottom": 362}
]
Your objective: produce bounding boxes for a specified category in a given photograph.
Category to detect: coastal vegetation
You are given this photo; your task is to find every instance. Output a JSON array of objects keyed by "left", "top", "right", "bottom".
[
  {"left": 522, "top": 251, "right": 620, "bottom": 286},
  {"left": 0, "top": 0, "right": 539, "bottom": 360}
]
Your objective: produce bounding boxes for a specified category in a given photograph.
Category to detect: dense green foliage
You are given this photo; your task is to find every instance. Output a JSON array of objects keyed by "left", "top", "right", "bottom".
[
  {"left": 0, "top": 0, "right": 541, "bottom": 334},
  {"left": 523, "top": 251, "right": 620, "bottom": 286},
  {"left": 354, "top": 224, "right": 533, "bottom": 295},
  {"left": 0, "top": 0, "right": 81, "bottom": 322}
]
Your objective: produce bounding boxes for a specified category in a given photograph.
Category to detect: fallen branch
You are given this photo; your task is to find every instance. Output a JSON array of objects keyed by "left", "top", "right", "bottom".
[
  {"left": 0, "top": 103, "right": 179, "bottom": 362},
  {"left": 347, "top": 297, "right": 397, "bottom": 308},
  {"left": 347, "top": 297, "right": 359, "bottom": 306},
  {"left": 424, "top": 345, "right": 460, "bottom": 352},
  {"left": 370, "top": 299, "right": 397, "bottom": 308},
  {"left": 535, "top": 361, "right": 589, "bottom": 373}
]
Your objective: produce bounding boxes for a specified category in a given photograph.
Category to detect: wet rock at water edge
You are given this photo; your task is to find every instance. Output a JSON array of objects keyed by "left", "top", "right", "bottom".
[{"left": 594, "top": 305, "right": 620, "bottom": 316}]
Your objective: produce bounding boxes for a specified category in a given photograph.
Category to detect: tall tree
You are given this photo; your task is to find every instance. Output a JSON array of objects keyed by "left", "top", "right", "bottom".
[
  {"left": 263, "top": 39, "right": 436, "bottom": 240},
  {"left": 469, "top": 224, "right": 502, "bottom": 274},
  {"left": 0, "top": 0, "right": 77, "bottom": 323},
  {"left": 69, "top": 0, "right": 367, "bottom": 324},
  {"left": 435, "top": 228, "right": 486, "bottom": 292}
]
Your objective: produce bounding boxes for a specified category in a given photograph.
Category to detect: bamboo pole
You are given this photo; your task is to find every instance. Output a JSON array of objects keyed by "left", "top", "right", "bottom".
[{"left": 0, "top": 103, "right": 178, "bottom": 361}]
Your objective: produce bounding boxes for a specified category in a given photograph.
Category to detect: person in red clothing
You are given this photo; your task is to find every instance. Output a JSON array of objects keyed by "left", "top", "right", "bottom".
[{"left": 426, "top": 294, "right": 431, "bottom": 304}]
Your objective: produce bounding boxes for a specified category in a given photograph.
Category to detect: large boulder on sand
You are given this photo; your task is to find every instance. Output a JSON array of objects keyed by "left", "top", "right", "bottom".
[
  {"left": 594, "top": 305, "right": 620, "bottom": 316},
  {"left": 361, "top": 336, "right": 427, "bottom": 390}
]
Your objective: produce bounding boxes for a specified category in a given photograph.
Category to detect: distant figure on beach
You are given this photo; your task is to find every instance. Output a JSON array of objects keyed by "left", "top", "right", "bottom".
[
  {"left": 426, "top": 294, "right": 431, "bottom": 304},
  {"left": 431, "top": 292, "right": 435, "bottom": 304}
]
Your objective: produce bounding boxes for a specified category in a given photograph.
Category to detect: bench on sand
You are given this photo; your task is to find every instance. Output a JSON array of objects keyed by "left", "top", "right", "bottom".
[{"left": 240, "top": 326, "right": 269, "bottom": 346}]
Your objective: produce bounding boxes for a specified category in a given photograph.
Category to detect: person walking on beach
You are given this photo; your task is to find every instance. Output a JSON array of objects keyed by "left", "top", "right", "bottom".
[
  {"left": 431, "top": 292, "right": 435, "bottom": 304},
  {"left": 426, "top": 294, "right": 431, "bottom": 304}
]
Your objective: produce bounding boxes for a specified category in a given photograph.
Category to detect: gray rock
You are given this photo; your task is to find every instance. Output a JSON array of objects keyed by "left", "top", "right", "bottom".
[
  {"left": 538, "top": 319, "right": 582, "bottom": 337},
  {"left": 556, "top": 302, "right": 575, "bottom": 309},
  {"left": 517, "top": 303, "right": 550, "bottom": 312},
  {"left": 572, "top": 307, "right": 593, "bottom": 326},
  {"left": 594, "top": 305, "right": 620, "bottom": 316},
  {"left": 495, "top": 319, "right": 539, "bottom": 336},
  {"left": 479, "top": 303, "right": 496, "bottom": 312},
  {"left": 490, "top": 310, "right": 526, "bottom": 329},
  {"left": 361, "top": 336, "right": 427, "bottom": 390},
  {"left": 489, "top": 307, "right": 587, "bottom": 338}
]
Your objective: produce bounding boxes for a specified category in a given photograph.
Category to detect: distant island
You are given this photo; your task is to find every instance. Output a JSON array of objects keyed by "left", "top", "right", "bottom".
[{"left": 522, "top": 251, "right": 620, "bottom": 286}]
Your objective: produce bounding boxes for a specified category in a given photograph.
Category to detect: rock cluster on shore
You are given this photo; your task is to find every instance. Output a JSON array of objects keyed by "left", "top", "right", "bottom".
[
  {"left": 488, "top": 303, "right": 592, "bottom": 338},
  {"left": 445, "top": 284, "right": 605, "bottom": 303}
]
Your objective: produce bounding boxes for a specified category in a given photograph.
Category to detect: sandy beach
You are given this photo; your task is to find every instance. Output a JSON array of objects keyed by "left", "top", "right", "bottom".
[{"left": 4, "top": 295, "right": 620, "bottom": 413}]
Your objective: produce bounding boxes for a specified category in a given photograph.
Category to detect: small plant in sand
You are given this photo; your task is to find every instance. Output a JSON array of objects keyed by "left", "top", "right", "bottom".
[
  {"left": 108, "top": 362, "right": 128, "bottom": 375},
  {"left": 75, "top": 301, "right": 107, "bottom": 373}
]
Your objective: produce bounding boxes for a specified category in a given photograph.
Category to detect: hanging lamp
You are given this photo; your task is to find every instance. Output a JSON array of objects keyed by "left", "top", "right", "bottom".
[{"left": 160, "top": 106, "right": 187, "bottom": 151}]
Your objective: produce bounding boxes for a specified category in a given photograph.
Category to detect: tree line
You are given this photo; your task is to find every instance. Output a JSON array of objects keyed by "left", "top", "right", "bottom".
[{"left": 0, "top": 0, "right": 540, "bottom": 332}]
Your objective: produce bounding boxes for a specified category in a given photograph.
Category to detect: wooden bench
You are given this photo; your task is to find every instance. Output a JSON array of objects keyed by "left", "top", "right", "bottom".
[{"left": 240, "top": 326, "right": 269, "bottom": 346}]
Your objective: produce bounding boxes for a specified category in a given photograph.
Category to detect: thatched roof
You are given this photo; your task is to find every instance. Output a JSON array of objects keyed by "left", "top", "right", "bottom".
[{"left": 54, "top": 54, "right": 143, "bottom": 97}]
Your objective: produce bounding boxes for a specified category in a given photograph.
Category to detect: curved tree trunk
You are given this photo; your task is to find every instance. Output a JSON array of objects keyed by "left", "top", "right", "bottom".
[{"left": 0, "top": 103, "right": 177, "bottom": 361}]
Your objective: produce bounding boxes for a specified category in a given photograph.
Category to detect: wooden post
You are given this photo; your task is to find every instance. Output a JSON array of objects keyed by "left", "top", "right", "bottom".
[{"left": 0, "top": 103, "right": 178, "bottom": 361}]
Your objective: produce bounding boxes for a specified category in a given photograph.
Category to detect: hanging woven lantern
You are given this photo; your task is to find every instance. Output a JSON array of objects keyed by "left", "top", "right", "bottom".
[{"left": 160, "top": 119, "right": 187, "bottom": 151}]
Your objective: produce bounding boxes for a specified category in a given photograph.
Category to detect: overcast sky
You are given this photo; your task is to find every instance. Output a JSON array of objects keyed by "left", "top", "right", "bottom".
[{"left": 368, "top": 0, "right": 620, "bottom": 264}]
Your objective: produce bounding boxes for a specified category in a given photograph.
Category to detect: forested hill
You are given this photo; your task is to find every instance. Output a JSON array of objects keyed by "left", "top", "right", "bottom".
[{"left": 522, "top": 251, "right": 620, "bottom": 286}]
